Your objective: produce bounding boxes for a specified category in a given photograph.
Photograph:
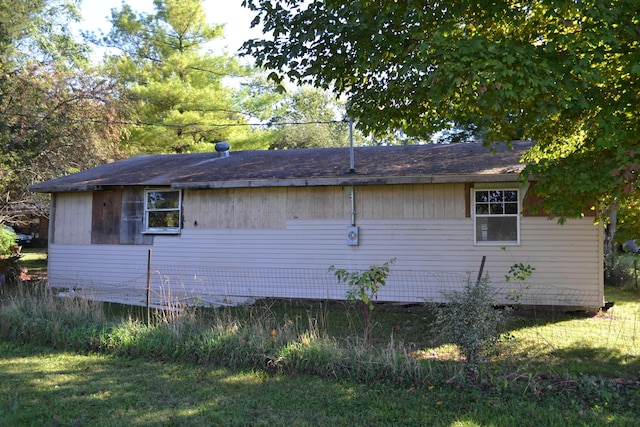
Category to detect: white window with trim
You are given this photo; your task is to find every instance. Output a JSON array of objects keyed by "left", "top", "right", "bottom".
[
  {"left": 473, "top": 188, "right": 520, "bottom": 244},
  {"left": 144, "top": 188, "right": 182, "bottom": 234}
]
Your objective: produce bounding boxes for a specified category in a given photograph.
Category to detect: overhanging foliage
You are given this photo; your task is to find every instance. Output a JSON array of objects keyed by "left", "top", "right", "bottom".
[{"left": 242, "top": 0, "right": 639, "bottom": 221}]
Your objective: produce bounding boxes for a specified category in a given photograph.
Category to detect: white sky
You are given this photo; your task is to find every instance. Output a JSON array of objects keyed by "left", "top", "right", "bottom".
[{"left": 77, "top": 0, "right": 263, "bottom": 58}]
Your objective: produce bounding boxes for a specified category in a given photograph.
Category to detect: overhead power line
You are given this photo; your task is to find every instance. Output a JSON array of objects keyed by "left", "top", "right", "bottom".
[{"left": 0, "top": 111, "right": 347, "bottom": 128}]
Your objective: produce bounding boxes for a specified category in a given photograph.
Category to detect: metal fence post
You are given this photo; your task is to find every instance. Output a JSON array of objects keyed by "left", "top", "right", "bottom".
[{"left": 146, "top": 249, "right": 152, "bottom": 326}]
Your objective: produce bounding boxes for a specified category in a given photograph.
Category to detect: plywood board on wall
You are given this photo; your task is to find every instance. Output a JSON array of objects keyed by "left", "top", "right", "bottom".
[
  {"left": 53, "top": 192, "right": 92, "bottom": 244},
  {"left": 184, "top": 183, "right": 467, "bottom": 230},
  {"left": 91, "top": 188, "right": 122, "bottom": 244}
]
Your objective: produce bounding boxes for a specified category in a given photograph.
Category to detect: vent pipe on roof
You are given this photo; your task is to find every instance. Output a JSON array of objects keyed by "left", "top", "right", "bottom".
[{"left": 215, "top": 141, "right": 230, "bottom": 157}]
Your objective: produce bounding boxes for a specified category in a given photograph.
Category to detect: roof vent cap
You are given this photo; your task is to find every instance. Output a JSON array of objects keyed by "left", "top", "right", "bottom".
[{"left": 214, "top": 141, "right": 230, "bottom": 157}]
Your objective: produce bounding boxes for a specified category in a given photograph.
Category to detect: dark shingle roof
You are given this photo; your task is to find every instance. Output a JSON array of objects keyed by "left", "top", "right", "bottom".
[{"left": 30, "top": 141, "right": 534, "bottom": 193}]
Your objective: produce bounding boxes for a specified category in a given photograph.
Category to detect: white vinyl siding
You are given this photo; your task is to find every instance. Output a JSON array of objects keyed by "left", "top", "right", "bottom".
[
  {"left": 47, "top": 216, "right": 603, "bottom": 308},
  {"left": 46, "top": 182, "right": 603, "bottom": 308}
]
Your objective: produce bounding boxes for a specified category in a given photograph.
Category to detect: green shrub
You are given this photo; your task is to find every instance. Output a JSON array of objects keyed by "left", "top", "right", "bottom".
[
  {"left": 0, "top": 225, "right": 17, "bottom": 256},
  {"left": 433, "top": 275, "right": 512, "bottom": 369},
  {"left": 0, "top": 224, "right": 22, "bottom": 286},
  {"left": 604, "top": 250, "right": 635, "bottom": 288},
  {"left": 329, "top": 258, "right": 396, "bottom": 344}
]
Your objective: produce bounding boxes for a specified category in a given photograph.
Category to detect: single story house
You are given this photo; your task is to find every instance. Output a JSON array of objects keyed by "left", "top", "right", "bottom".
[{"left": 30, "top": 141, "right": 604, "bottom": 309}]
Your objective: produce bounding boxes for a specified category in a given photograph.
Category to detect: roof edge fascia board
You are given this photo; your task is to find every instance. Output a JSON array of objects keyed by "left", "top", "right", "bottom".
[
  {"left": 171, "top": 174, "right": 526, "bottom": 190},
  {"left": 31, "top": 174, "right": 529, "bottom": 193}
]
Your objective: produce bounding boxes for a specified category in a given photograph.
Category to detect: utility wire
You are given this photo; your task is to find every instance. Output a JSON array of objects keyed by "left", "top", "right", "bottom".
[{"left": 0, "top": 111, "right": 347, "bottom": 128}]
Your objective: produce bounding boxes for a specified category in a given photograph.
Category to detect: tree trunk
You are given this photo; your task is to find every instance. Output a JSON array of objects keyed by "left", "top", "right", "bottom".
[{"left": 604, "top": 200, "right": 619, "bottom": 253}]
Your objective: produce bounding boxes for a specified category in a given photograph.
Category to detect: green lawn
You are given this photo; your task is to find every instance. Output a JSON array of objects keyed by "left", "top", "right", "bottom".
[
  {"left": 17, "top": 246, "right": 47, "bottom": 278},
  {"left": 1, "top": 259, "right": 639, "bottom": 426},
  {"left": 0, "top": 290, "right": 640, "bottom": 426},
  {"left": 1, "top": 341, "right": 637, "bottom": 426}
]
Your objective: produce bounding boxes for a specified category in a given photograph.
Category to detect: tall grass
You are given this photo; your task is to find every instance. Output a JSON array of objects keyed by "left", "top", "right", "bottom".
[
  {"left": 0, "top": 285, "right": 433, "bottom": 384},
  {"left": 1, "top": 281, "right": 638, "bottom": 391},
  {"left": 0, "top": 283, "right": 105, "bottom": 350}
]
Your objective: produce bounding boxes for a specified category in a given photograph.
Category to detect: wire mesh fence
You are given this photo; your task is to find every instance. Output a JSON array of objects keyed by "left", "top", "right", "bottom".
[
  {"left": 51, "top": 265, "right": 604, "bottom": 308},
  {"left": 49, "top": 265, "right": 639, "bottom": 361},
  {"left": 52, "top": 267, "right": 479, "bottom": 307}
]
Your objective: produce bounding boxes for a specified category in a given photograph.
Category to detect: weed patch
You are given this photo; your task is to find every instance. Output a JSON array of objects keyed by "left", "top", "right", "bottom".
[
  {"left": 0, "top": 282, "right": 639, "bottom": 426},
  {"left": 2, "top": 285, "right": 639, "bottom": 383}
]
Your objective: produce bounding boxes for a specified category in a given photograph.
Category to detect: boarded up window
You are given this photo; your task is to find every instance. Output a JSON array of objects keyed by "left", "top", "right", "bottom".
[
  {"left": 121, "top": 188, "right": 153, "bottom": 244},
  {"left": 91, "top": 188, "right": 122, "bottom": 244},
  {"left": 91, "top": 187, "right": 153, "bottom": 245}
]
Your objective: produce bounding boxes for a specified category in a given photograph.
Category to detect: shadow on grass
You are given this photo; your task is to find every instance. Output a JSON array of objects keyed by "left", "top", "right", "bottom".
[
  {"left": 548, "top": 344, "right": 640, "bottom": 378},
  {"left": 2, "top": 341, "right": 638, "bottom": 427},
  {"left": 15, "top": 247, "right": 48, "bottom": 279}
]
